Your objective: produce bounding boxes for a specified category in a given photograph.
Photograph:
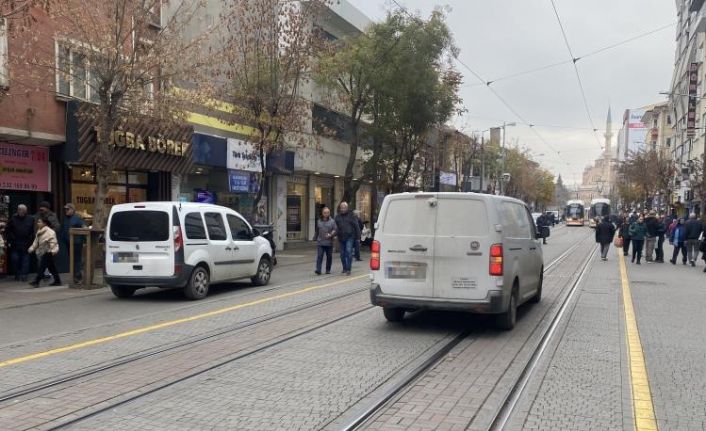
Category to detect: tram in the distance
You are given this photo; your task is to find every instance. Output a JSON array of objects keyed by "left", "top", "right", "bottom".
[
  {"left": 588, "top": 198, "right": 611, "bottom": 228},
  {"left": 565, "top": 200, "right": 585, "bottom": 226}
]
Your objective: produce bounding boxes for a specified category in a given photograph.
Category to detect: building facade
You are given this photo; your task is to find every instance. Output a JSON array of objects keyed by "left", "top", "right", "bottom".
[{"left": 578, "top": 108, "right": 618, "bottom": 205}]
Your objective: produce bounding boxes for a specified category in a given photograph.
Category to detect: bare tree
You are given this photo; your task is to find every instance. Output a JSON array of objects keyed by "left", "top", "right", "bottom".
[
  {"left": 20, "top": 0, "right": 208, "bottom": 228},
  {"left": 220, "top": 0, "right": 328, "bottom": 216}
]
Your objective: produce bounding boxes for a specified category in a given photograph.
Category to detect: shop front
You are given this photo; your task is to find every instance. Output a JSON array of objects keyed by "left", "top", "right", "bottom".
[
  {"left": 64, "top": 102, "right": 194, "bottom": 222},
  {"left": 0, "top": 142, "right": 54, "bottom": 276},
  {"left": 181, "top": 134, "right": 266, "bottom": 223}
]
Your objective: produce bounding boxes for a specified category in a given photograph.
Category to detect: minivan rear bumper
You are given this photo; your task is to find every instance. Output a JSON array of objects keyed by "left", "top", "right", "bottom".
[
  {"left": 104, "top": 264, "right": 193, "bottom": 288},
  {"left": 370, "top": 284, "right": 507, "bottom": 314}
]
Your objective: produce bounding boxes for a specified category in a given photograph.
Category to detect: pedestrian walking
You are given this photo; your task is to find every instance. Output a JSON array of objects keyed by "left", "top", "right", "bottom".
[
  {"left": 629, "top": 216, "right": 647, "bottom": 264},
  {"left": 334, "top": 202, "right": 360, "bottom": 276},
  {"left": 618, "top": 218, "right": 631, "bottom": 256},
  {"left": 36, "top": 201, "right": 60, "bottom": 232},
  {"left": 644, "top": 211, "right": 658, "bottom": 262},
  {"left": 313, "top": 206, "right": 336, "bottom": 275},
  {"left": 670, "top": 218, "right": 688, "bottom": 265},
  {"left": 28, "top": 215, "right": 61, "bottom": 287},
  {"left": 684, "top": 213, "right": 703, "bottom": 267},
  {"left": 4, "top": 204, "right": 35, "bottom": 281},
  {"left": 655, "top": 215, "right": 667, "bottom": 263},
  {"left": 536, "top": 212, "right": 550, "bottom": 245},
  {"left": 595, "top": 216, "right": 616, "bottom": 261},
  {"left": 353, "top": 210, "right": 364, "bottom": 262},
  {"left": 61, "top": 203, "right": 87, "bottom": 283}
]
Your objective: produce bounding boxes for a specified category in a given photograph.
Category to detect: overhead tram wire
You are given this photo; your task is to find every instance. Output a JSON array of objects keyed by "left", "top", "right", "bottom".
[
  {"left": 388, "top": 0, "right": 571, "bottom": 166},
  {"left": 549, "top": 0, "right": 603, "bottom": 150}
]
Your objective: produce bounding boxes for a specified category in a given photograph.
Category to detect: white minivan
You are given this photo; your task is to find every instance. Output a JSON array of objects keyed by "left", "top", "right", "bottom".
[
  {"left": 369, "top": 193, "right": 544, "bottom": 330},
  {"left": 104, "top": 202, "right": 274, "bottom": 300}
]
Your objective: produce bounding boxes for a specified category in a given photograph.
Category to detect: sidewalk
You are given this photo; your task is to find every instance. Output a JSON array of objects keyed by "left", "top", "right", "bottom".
[
  {"left": 514, "top": 245, "right": 706, "bottom": 430},
  {"left": 0, "top": 247, "right": 362, "bottom": 310}
]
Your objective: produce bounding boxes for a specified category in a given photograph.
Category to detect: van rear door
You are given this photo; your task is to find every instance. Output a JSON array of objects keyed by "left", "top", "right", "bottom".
[
  {"left": 377, "top": 194, "right": 437, "bottom": 298},
  {"left": 106, "top": 205, "right": 175, "bottom": 277},
  {"left": 432, "top": 196, "right": 492, "bottom": 301}
]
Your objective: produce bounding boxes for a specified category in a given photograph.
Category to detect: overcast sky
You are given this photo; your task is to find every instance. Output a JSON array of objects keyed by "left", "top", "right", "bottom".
[{"left": 348, "top": 0, "right": 676, "bottom": 186}]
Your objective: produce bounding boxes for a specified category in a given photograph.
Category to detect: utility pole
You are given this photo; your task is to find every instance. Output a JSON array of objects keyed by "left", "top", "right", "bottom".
[{"left": 480, "top": 135, "right": 485, "bottom": 193}]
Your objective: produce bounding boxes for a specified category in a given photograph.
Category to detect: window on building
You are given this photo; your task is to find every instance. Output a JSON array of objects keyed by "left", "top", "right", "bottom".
[
  {"left": 0, "top": 18, "right": 8, "bottom": 89},
  {"left": 56, "top": 43, "right": 99, "bottom": 102}
]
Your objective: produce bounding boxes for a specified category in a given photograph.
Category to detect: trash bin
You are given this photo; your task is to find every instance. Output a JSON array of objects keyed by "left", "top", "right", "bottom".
[{"left": 69, "top": 227, "right": 105, "bottom": 289}]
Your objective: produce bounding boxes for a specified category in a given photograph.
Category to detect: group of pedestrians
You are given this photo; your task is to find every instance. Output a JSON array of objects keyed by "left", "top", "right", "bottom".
[
  {"left": 1, "top": 202, "right": 86, "bottom": 286},
  {"left": 313, "top": 201, "right": 371, "bottom": 276},
  {"left": 596, "top": 210, "right": 706, "bottom": 269}
]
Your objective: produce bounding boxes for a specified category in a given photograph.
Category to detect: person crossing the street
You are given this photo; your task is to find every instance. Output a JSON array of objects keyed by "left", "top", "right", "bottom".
[
  {"left": 334, "top": 202, "right": 360, "bottom": 276},
  {"left": 536, "top": 212, "right": 550, "bottom": 245},
  {"left": 313, "top": 206, "right": 336, "bottom": 276},
  {"left": 28, "top": 215, "right": 61, "bottom": 287}
]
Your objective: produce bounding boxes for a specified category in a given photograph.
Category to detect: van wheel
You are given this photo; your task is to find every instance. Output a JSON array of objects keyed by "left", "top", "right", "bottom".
[
  {"left": 383, "top": 307, "right": 405, "bottom": 322},
  {"left": 495, "top": 290, "right": 517, "bottom": 330},
  {"left": 184, "top": 266, "right": 210, "bottom": 300},
  {"left": 110, "top": 285, "right": 136, "bottom": 299},
  {"left": 530, "top": 271, "right": 543, "bottom": 304},
  {"left": 251, "top": 257, "right": 272, "bottom": 286}
]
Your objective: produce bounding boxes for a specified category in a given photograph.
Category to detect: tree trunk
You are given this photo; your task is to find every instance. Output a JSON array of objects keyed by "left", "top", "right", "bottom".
[
  {"left": 92, "top": 114, "right": 116, "bottom": 230},
  {"left": 251, "top": 143, "right": 267, "bottom": 220},
  {"left": 342, "top": 113, "right": 360, "bottom": 204}
]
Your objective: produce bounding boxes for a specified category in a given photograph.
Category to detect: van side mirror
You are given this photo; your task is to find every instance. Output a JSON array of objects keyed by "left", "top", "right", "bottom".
[{"left": 252, "top": 228, "right": 260, "bottom": 237}]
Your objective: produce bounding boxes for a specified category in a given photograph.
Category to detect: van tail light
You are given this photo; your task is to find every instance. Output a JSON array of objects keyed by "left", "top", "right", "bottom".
[
  {"left": 489, "top": 243, "right": 503, "bottom": 276},
  {"left": 173, "top": 226, "right": 183, "bottom": 253},
  {"left": 370, "top": 240, "right": 381, "bottom": 271}
]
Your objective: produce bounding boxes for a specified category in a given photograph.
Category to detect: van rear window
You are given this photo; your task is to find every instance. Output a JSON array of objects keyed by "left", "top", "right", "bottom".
[
  {"left": 382, "top": 199, "right": 436, "bottom": 235},
  {"left": 110, "top": 211, "right": 169, "bottom": 242},
  {"left": 436, "top": 199, "right": 488, "bottom": 237}
]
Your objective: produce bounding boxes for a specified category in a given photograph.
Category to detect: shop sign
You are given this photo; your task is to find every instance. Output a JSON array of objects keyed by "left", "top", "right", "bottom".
[
  {"left": 227, "top": 138, "right": 262, "bottom": 172},
  {"left": 228, "top": 169, "right": 260, "bottom": 194},
  {"left": 195, "top": 190, "right": 216, "bottom": 204},
  {"left": 96, "top": 127, "right": 190, "bottom": 157},
  {"left": 439, "top": 171, "right": 457, "bottom": 186},
  {"left": 0, "top": 143, "right": 50, "bottom": 192},
  {"left": 687, "top": 62, "right": 699, "bottom": 138}
]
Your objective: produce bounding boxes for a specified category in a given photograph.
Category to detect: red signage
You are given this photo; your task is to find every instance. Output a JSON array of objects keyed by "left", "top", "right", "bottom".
[
  {"left": 0, "top": 143, "right": 50, "bottom": 192},
  {"left": 687, "top": 62, "right": 699, "bottom": 138}
]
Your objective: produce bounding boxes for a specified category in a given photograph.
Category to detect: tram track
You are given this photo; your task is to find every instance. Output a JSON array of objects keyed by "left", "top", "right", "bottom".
[
  {"left": 335, "top": 231, "right": 594, "bottom": 431},
  {"left": 0, "top": 284, "right": 369, "bottom": 406}
]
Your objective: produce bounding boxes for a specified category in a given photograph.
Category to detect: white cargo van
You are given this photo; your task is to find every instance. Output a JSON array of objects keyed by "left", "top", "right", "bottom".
[
  {"left": 104, "top": 202, "right": 273, "bottom": 300},
  {"left": 369, "top": 193, "right": 544, "bottom": 330}
]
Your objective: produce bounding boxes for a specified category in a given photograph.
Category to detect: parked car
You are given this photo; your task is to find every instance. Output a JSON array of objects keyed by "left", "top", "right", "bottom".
[
  {"left": 370, "top": 192, "right": 545, "bottom": 330},
  {"left": 104, "top": 202, "right": 273, "bottom": 300}
]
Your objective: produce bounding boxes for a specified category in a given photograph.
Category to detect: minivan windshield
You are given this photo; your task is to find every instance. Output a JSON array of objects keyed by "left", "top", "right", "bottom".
[{"left": 110, "top": 210, "right": 170, "bottom": 242}]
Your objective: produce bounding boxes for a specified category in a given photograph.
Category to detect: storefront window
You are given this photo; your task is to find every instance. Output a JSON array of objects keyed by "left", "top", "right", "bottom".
[
  {"left": 287, "top": 182, "right": 307, "bottom": 240},
  {"left": 315, "top": 185, "right": 334, "bottom": 218},
  {"left": 356, "top": 186, "right": 372, "bottom": 222},
  {"left": 70, "top": 165, "right": 148, "bottom": 222}
]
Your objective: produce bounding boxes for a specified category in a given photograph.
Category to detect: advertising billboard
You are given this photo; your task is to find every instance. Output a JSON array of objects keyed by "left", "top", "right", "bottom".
[{"left": 621, "top": 108, "right": 648, "bottom": 158}]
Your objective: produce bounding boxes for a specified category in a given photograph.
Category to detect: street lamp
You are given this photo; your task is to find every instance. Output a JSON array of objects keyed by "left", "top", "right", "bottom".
[{"left": 500, "top": 122, "right": 516, "bottom": 195}]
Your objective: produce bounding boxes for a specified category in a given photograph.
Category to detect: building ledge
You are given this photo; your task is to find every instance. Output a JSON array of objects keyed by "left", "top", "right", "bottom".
[{"left": 0, "top": 127, "right": 65, "bottom": 145}]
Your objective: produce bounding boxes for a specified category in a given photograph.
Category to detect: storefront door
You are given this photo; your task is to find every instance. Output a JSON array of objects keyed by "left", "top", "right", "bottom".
[{"left": 287, "top": 182, "right": 307, "bottom": 241}]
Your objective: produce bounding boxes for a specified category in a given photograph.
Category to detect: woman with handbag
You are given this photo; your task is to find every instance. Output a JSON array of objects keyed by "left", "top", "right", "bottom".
[
  {"left": 618, "top": 218, "right": 631, "bottom": 257},
  {"left": 28, "top": 215, "right": 61, "bottom": 287}
]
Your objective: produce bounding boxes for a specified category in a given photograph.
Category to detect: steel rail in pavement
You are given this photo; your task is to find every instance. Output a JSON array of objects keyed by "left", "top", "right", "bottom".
[
  {"left": 0, "top": 286, "right": 368, "bottom": 404},
  {"left": 486, "top": 245, "right": 599, "bottom": 430},
  {"left": 337, "top": 231, "right": 592, "bottom": 431}
]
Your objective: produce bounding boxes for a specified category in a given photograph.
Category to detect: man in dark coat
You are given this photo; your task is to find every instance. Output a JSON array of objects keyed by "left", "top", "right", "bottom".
[
  {"left": 5, "top": 204, "right": 35, "bottom": 281},
  {"left": 683, "top": 213, "right": 703, "bottom": 267},
  {"left": 536, "top": 212, "right": 550, "bottom": 245},
  {"left": 595, "top": 216, "right": 616, "bottom": 261},
  {"left": 334, "top": 202, "right": 360, "bottom": 276},
  {"left": 644, "top": 211, "right": 659, "bottom": 262},
  {"left": 655, "top": 215, "right": 667, "bottom": 263}
]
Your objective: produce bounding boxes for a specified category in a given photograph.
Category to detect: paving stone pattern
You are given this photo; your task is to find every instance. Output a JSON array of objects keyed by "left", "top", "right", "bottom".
[{"left": 67, "top": 309, "right": 455, "bottom": 431}]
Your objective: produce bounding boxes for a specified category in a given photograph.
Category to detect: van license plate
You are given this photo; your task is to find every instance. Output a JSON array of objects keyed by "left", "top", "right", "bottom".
[
  {"left": 452, "top": 277, "right": 477, "bottom": 289},
  {"left": 385, "top": 262, "right": 427, "bottom": 280},
  {"left": 113, "top": 252, "right": 138, "bottom": 263}
]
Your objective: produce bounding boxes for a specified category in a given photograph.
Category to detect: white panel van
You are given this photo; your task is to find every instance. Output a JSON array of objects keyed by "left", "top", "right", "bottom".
[
  {"left": 105, "top": 202, "right": 274, "bottom": 300},
  {"left": 369, "top": 193, "right": 544, "bottom": 330}
]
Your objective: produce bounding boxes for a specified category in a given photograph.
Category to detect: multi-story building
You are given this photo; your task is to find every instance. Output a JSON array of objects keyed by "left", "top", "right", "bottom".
[
  {"left": 669, "top": 0, "right": 706, "bottom": 215},
  {"left": 641, "top": 101, "right": 675, "bottom": 157},
  {"left": 578, "top": 108, "right": 617, "bottom": 204}
]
